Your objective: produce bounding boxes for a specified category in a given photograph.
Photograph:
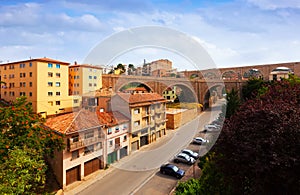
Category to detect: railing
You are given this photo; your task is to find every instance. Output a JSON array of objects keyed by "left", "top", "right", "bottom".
[{"left": 68, "top": 136, "right": 103, "bottom": 151}]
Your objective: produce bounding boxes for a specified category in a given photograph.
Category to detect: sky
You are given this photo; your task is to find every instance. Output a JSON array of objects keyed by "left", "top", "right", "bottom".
[{"left": 1, "top": 0, "right": 300, "bottom": 70}]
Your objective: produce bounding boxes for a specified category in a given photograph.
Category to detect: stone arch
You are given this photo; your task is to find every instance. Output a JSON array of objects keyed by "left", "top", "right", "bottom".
[
  {"left": 222, "top": 70, "right": 238, "bottom": 80},
  {"left": 117, "top": 81, "right": 153, "bottom": 93},
  {"left": 203, "top": 72, "right": 218, "bottom": 79},
  {"left": 203, "top": 84, "right": 225, "bottom": 109},
  {"left": 163, "top": 83, "right": 197, "bottom": 103},
  {"left": 243, "top": 69, "right": 263, "bottom": 79}
]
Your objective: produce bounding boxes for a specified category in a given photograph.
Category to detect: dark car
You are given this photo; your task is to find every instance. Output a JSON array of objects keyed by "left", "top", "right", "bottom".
[
  {"left": 160, "top": 164, "right": 185, "bottom": 179},
  {"left": 181, "top": 149, "right": 199, "bottom": 159}
]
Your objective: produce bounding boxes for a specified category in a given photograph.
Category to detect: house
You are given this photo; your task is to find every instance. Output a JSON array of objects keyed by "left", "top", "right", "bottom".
[{"left": 111, "top": 92, "right": 167, "bottom": 152}]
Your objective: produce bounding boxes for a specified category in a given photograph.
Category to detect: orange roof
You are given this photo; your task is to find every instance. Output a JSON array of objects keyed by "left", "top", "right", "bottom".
[
  {"left": 123, "top": 87, "right": 148, "bottom": 92},
  {"left": 0, "top": 57, "right": 69, "bottom": 66},
  {"left": 45, "top": 110, "right": 103, "bottom": 135},
  {"left": 97, "top": 111, "right": 129, "bottom": 127},
  {"left": 117, "top": 92, "right": 167, "bottom": 105},
  {"left": 44, "top": 110, "right": 129, "bottom": 134}
]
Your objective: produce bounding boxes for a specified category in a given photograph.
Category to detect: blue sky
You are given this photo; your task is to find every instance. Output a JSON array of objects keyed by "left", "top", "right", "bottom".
[{"left": 1, "top": 0, "right": 300, "bottom": 69}]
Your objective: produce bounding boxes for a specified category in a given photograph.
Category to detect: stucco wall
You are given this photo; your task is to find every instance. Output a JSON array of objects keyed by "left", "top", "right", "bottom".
[{"left": 166, "top": 108, "right": 198, "bottom": 129}]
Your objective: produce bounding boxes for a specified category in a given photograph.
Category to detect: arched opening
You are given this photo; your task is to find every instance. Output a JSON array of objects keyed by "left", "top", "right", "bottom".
[
  {"left": 269, "top": 67, "right": 293, "bottom": 81},
  {"left": 190, "top": 74, "right": 199, "bottom": 79},
  {"left": 162, "top": 84, "right": 197, "bottom": 103},
  {"left": 243, "top": 69, "right": 263, "bottom": 79},
  {"left": 119, "top": 82, "right": 152, "bottom": 93},
  {"left": 222, "top": 71, "right": 238, "bottom": 80},
  {"left": 203, "top": 85, "right": 225, "bottom": 109},
  {"left": 203, "top": 72, "right": 218, "bottom": 79}
]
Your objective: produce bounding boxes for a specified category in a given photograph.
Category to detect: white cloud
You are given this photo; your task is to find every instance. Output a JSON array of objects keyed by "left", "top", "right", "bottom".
[{"left": 246, "top": 0, "right": 300, "bottom": 10}]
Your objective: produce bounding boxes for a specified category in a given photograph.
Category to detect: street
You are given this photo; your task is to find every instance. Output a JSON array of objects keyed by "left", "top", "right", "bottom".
[{"left": 73, "top": 99, "right": 225, "bottom": 195}]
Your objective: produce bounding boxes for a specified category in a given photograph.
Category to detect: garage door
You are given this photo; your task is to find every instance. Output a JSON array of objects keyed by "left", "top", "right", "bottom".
[
  {"left": 84, "top": 158, "right": 100, "bottom": 177},
  {"left": 131, "top": 141, "right": 139, "bottom": 152},
  {"left": 66, "top": 165, "right": 80, "bottom": 186},
  {"left": 120, "top": 146, "right": 128, "bottom": 159},
  {"left": 140, "top": 135, "right": 149, "bottom": 147},
  {"left": 107, "top": 151, "right": 118, "bottom": 164}
]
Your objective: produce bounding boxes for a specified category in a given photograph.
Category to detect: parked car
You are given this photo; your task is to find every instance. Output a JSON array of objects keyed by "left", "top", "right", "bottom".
[
  {"left": 174, "top": 153, "right": 196, "bottom": 165},
  {"left": 160, "top": 164, "right": 185, "bottom": 179},
  {"left": 202, "top": 124, "right": 220, "bottom": 132},
  {"left": 193, "top": 137, "right": 209, "bottom": 145},
  {"left": 181, "top": 149, "right": 199, "bottom": 159}
]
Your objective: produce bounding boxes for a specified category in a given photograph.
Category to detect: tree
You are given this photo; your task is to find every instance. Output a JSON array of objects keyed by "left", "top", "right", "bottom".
[
  {"left": 241, "top": 78, "right": 266, "bottom": 100},
  {"left": 0, "top": 96, "right": 64, "bottom": 160},
  {"left": 127, "top": 64, "right": 136, "bottom": 75},
  {"left": 215, "top": 81, "right": 300, "bottom": 194},
  {"left": 224, "top": 88, "right": 241, "bottom": 118},
  {"left": 0, "top": 146, "right": 46, "bottom": 194}
]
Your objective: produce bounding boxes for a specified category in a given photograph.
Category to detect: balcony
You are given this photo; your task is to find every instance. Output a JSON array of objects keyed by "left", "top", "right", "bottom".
[
  {"left": 115, "top": 143, "right": 121, "bottom": 150},
  {"left": 68, "top": 136, "right": 103, "bottom": 151}
]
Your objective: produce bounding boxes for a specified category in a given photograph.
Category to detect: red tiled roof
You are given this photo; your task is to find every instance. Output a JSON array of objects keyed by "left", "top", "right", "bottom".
[
  {"left": 97, "top": 111, "right": 129, "bottom": 127},
  {"left": 45, "top": 110, "right": 103, "bottom": 135},
  {"left": 117, "top": 92, "right": 166, "bottom": 104},
  {"left": 44, "top": 110, "right": 129, "bottom": 134},
  {"left": 123, "top": 87, "right": 148, "bottom": 92}
]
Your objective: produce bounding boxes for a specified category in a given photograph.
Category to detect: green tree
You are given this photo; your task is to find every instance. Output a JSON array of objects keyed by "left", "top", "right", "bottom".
[
  {"left": 224, "top": 88, "right": 241, "bottom": 118},
  {"left": 241, "top": 78, "right": 266, "bottom": 100},
  {"left": 0, "top": 146, "right": 47, "bottom": 194},
  {"left": 0, "top": 96, "right": 64, "bottom": 160}
]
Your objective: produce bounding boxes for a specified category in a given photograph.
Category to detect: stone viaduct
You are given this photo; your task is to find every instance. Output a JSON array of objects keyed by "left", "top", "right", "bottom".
[
  {"left": 102, "top": 61, "right": 300, "bottom": 108},
  {"left": 102, "top": 74, "right": 244, "bottom": 108}
]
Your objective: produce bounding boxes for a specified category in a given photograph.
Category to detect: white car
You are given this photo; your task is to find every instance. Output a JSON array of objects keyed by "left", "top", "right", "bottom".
[
  {"left": 203, "top": 124, "right": 220, "bottom": 132},
  {"left": 193, "top": 137, "right": 209, "bottom": 145},
  {"left": 174, "top": 153, "right": 196, "bottom": 165}
]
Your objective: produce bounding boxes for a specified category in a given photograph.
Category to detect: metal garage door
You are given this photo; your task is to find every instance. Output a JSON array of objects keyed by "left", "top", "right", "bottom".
[
  {"left": 131, "top": 141, "right": 139, "bottom": 152},
  {"left": 120, "top": 146, "right": 128, "bottom": 159},
  {"left": 107, "top": 151, "right": 118, "bottom": 164},
  {"left": 140, "top": 135, "right": 149, "bottom": 147},
  {"left": 84, "top": 158, "right": 100, "bottom": 177},
  {"left": 66, "top": 165, "right": 80, "bottom": 186}
]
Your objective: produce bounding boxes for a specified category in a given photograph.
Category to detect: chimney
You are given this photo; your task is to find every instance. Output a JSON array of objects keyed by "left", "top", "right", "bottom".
[{"left": 74, "top": 61, "right": 77, "bottom": 65}]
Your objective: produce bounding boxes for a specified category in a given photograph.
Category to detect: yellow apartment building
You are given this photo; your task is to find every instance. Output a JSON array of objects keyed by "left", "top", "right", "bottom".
[
  {"left": 69, "top": 63, "right": 102, "bottom": 106},
  {"left": 0, "top": 57, "right": 74, "bottom": 117},
  {"left": 111, "top": 92, "right": 167, "bottom": 152}
]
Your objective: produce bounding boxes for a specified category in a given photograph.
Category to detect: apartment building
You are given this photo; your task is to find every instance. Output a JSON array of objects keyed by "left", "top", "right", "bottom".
[
  {"left": 97, "top": 111, "right": 129, "bottom": 164},
  {"left": 0, "top": 57, "right": 73, "bottom": 116},
  {"left": 111, "top": 92, "right": 167, "bottom": 152},
  {"left": 45, "top": 110, "right": 106, "bottom": 188},
  {"left": 142, "top": 59, "right": 173, "bottom": 76},
  {"left": 69, "top": 63, "right": 102, "bottom": 99}
]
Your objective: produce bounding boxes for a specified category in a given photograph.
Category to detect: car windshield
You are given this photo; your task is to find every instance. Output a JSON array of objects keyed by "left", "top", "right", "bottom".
[
  {"left": 184, "top": 149, "right": 192, "bottom": 154},
  {"left": 171, "top": 165, "right": 179, "bottom": 172}
]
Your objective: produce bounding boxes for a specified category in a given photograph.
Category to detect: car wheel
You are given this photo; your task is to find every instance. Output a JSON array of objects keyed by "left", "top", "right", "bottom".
[
  {"left": 174, "top": 159, "right": 179, "bottom": 163},
  {"left": 176, "top": 174, "right": 181, "bottom": 179}
]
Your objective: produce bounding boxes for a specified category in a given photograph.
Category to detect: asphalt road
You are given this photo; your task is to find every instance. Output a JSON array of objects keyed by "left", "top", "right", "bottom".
[{"left": 77, "top": 99, "right": 225, "bottom": 195}]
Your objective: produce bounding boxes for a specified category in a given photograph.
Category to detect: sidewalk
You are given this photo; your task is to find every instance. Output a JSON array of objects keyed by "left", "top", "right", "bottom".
[{"left": 59, "top": 129, "right": 178, "bottom": 195}]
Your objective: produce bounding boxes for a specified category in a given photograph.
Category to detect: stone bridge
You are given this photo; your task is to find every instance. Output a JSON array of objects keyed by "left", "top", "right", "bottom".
[{"left": 102, "top": 74, "right": 245, "bottom": 108}]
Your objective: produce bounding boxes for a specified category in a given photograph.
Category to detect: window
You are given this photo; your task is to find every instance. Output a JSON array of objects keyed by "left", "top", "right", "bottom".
[
  {"left": 29, "top": 82, "right": 32, "bottom": 87},
  {"left": 56, "top": 73, "right": 60, "bottom": 78},
  {"left": 84, "top": 131, "right": 94, "bottom": 139},
  {"left": 29, "top": 72, "right": 32, "bottom": 77},
  {"left": 84, "top": 145, "right": 94, "bottom": 155},
  {"left": 9, "top": 65, "right": 14, "bottom": 69},
  {"left": 20, "top": 63, "right": 25, "bottom": 68},
  {"left": 89, "top": 83, "right": 92, "bottom": 87},
  {"left": 56, "top": 64, "right": 60, "bottom": 68},
  {"left": 98, "top": 128, "right": 102, "bottom": 138},
  {"left": 123, "top": 124, "right": 128, "bottom": 130},
  {"left": 55, "top": 101, "right": 60, "bottom": 105},
  {"left": 74, "top": 99, "right": 79, "bottom": 104},
  {"left": 89, "top": 76, "right": 92, "bottom": 79},
  {"left": 20, "top": 92, "right": 25, "bottom": 96},
  {"left": 4, "top": 66, "right": 6, "bottom": 70},
  {"left": 29, "top": 62, "right": 32, "bottom": 67},
  {"left": 29, "top": 92, "right": 32, "bottom": 97},
  {"left": 48, "top": 63, "right": 53, "bottom": 68},
  {"left": 20, "top": 73, "right": 25, "bottom": 78},
  {"left": 4, "top": 91, "right": 7, "bottom": 96},
  {"left": 48, "top": 72, "right": 53, "bottom": 77},
  {"left": 109, "top": 140, "right": 113, "bottom": 147},
  {"left": 48, "top": 82, "right": 53, "bottom": 87},
  {"left": 94, "top": 76, "right": 97, "bottom": 79},
  {"left": 134, "top": 108, "right": 140, "bottom": 114},
  {"left": 55, "top": 82, "right": 60, "bottom": 87},
  {"left": 123, "top": 135, "right": 127, "bottom": 142},
  {"left": 56, "top": 92, "right": 60, "bottom": 96},
  {"left": 20, "top": 82, "right": 23, "bottom": 87},
  {"left": 108, "top": 128, "right": 112, "bottom": 135},
  {"left": 134, "top": 121, "right": 140, "bottom": 127},
  {"left": 3, "top": 75, "right": 6, "bottom": 79},
  {"left": 48, "top": 92, "right": 53, "bottom": 96},
  {"left": 95, "top": 142, "right": 102, "bottom": 151},
  {"left": 48, "top": 101, "right": 53, "bottom": 106},
  {"left": 71, "top": 150, "right": 79, "bottom": 160}
]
